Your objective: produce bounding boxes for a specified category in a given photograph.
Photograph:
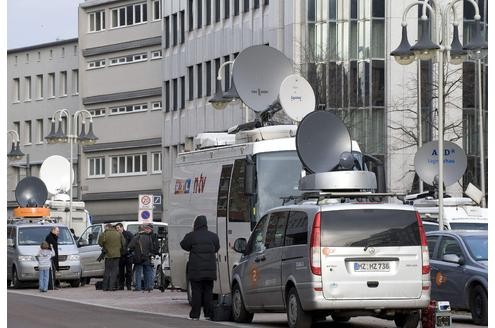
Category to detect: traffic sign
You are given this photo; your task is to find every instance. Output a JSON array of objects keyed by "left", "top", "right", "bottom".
[
  {"left": 139, "top": 209, "right": 153, "bottom": 223},
  {"left": 139, "top": 194, "right": 154, "bottom": 209}
]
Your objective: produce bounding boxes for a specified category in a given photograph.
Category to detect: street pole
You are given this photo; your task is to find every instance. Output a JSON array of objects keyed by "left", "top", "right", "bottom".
[
  {"left": 417, "top": 61, "right": 423, "bottom": 193},
  {"left": 477, "top": 58, "right": 485, "bottom": 207}
]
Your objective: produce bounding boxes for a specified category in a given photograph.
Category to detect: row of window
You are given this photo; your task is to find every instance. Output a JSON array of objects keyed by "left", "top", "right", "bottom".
[
  {"left": 87, "top": 50, "right": 162, "bottom": 70},
  {"left": 88, "top": 0, "right": 161, "bottom": 32},
  {"left": 12, "top": 119, "right": 48, "bottom": 145},
  {"left": 88, "top": 152, "right": 162, "bottom": 177},
  {"left": 88, "top": 101, "right": 162, "bottom": 118},
  {"left": 12, "top": 70, "right": 79, "bottom": 102},
  {"left": 12, "top": 45, "right": 78, "bottom": 65}
]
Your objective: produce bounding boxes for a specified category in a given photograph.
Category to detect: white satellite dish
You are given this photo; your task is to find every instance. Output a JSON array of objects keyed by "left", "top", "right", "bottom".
[
  {"left": 40, "top": 155, "right": 74, "bottom": 195},
  {"left": 279, "top": 74, "right": 316, "bottom": 122},
  {"left": 414, "top": 140, "right": 467, "bottom": 187},
  {"left": 232, "top": 45, "right": 293, "bottom": 112}
]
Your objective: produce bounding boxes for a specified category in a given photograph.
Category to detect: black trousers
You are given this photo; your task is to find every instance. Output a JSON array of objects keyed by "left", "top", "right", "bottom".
[
  {"left": 102, "top": 258, "right": 120, "bottom": 291},
  {"left": 118, "top": 256, "right": 133, "bottom": 289},
  {"left": 190, "top": 280, "right": 214, "bottom": 319}
]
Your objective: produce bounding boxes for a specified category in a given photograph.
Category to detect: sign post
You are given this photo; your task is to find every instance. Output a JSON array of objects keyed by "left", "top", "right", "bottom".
[{"left": 138, "top": 194, "right": 154, "bottom": 223}]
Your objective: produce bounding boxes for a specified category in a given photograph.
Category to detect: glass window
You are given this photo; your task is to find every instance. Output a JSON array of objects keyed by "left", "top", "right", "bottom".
[
  {"left": 25, "top": 76, "right": 31, "bottom": 100},
  {"left": 206, "top": 61, "right": 212, "bottom": 96},
  {"left": 371, "top": 60, "right": 384, "bottom": 106},
  {"left": 13, "top": 78, "right": 20, "bottom": 102},
  {"left": 246, "top": 215, "right": 268, "bottom": 254},
  {"left": 438, "top": 237, "right": 463, "bottom": 259},
  {"left": 173, "top": 78, "right": 178, "bottom": 110},
  {"left": 371, "top": 20, "right": 384, "bottom": 58},
  {"left": 197, "top": 63, "right": 203, "bottom": 98},
  {"left": 79, "top": 225, "right": 102, "bottom": 246},
  {"left": 165, "top": 80, "right": 170, "bottom": 112},
  {"left": 172, "top": 13, "right": 178, "bottom": 46},
  {"left": 285, "top": 211, "right": 308, "bottom": 246},
  {"left": 234, "top": 0, "right": 240, "bottom": 16},
  {"left": 228, "top": 159, "right": 250, "bottom": 223},
  {"left": 206, "top": 0, "right": 211, "bottom": 25},
  {"left": 217, "top": 165, "right": 233, "bottom": 218},
  {"left": 426, "top": 235, "right": 439, "bottom": 259},
  {"left": 372, "top": 0, "right": 384, "bottom": 18},
  {"left": 197, "top": 0, "right": 202, "bottom": 28},
  {"left": 152, "top": 152, "right": 162, "bottom": 173},
  {"left": 463, "top": 235, "right": 488, "bottom": 261},
  {"left": 152, "top": 0, "right": 161, "bottom": 20},
  {"left": 18, "top": 226, "right": 74, "bottom": 246},
  {"left": 180, "top": 76, "right": 185, "bottom": 109},
  {"left": 225, "top": 0, "right": 230, "bottom": 18},
  {"left": 188, "top": 0, "right": 194, "bottom": 31},
  {"left": 188, "top": 66, "right": 194, "bottom": 100},
  {"left": 180, "top": 10, "right": 185, "bottom": 44},
  {"left": 215, "top": 0, "right": 221, "bottom": 22},
  {"left": 265, "top": 212, "right": 288, "bottom": 249},
  {"left": 308, "top": 0, "right": 315, "bottom": 21},
  {"left": 165, "top": 16, "right": 170, "bottom": 48},
  {"left": 243, "top": 0, "right": 249, "bottom": 13}
]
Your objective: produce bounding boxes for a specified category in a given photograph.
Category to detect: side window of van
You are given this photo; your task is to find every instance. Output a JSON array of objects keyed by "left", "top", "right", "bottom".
[
  {"left": 265, "top": 211, "right": 288, "bottom": 249},
  {"left": 246, "top": 215, "right": 268, "bottom": 254},
  {"left": 285, "top": 211, "right": 308, "bottom": 246},
  {"left": 229, "top": 159, "right": 250, "bottom": 223},
  {"left": 7, "top": 226, "right": 15, "bottom": 244}
]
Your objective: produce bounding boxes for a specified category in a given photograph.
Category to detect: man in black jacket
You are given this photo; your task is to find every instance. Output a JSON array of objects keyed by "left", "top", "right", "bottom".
[
  {"left": 180, "top": 215, "right": 220, "bottom": 320},
  {"left": 45, "top": 226, "right": 60, "bottom": 289},
  {"left": 128, "top": 223, "right": 159, "bottom": 292},
  {"left": 115, "top": 223, "right": 134, "bottom": 290}
]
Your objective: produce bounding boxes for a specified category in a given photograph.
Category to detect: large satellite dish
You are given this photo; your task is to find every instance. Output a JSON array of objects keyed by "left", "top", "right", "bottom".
[
  {"left": 40, "top": 155, "right": 74, "bottom": 195},
  {"left": 279, "top": 74, "right": 316, "bottom": 122},
  {"left": 232, "top": 45, "right": 293, "bottom": 112},
  {"left": 296, "top": 111, "right": 352, "bottom": 174},
  {"left": 414, "top": 140, "right": 467, "bottom": 186},
  {"left": 15, "top": 176, "right": 48, "bottom": 207}
]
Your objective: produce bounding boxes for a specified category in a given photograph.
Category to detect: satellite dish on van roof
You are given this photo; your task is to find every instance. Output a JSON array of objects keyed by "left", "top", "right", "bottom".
[
  {"left": 279, "top": 74, "right": 315, "bottom": 122},
  {"left": 15, "top": 176, "right": 48, "bottom": 207},
  {"left": 40, "top": 155, "right": 74, "bottom": 195},
  {"left": 232, "top": 45, "right": 292, "bottom": 112},
  {"left": 296, "top": 111, "right": 352, "bottom": 174},
  {"left": 414, "top": 140, "right": 467, "bottom": 186}
]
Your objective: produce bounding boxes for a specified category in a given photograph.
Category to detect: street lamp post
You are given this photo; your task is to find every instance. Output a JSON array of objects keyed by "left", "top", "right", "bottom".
[
  {"left": 208, "top": 60, "right": 239, "bottom": 110},
  {"left": 391, "top": 0, "right": 486, "bottom": 229},
  {"left": 7, "top": 130, "right": 25, "bottom": 161},
  {"left": 45, "top": 109, "right": 98, "bottom": 227}
]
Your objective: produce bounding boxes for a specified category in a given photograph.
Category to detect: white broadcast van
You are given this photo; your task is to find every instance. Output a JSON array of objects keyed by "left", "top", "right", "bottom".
[
  {"left": 45, "top": 196, "right": 92, "bottom": 238},
  {"left": 167, "top": 125, "right": 369, "bottom": 297}
]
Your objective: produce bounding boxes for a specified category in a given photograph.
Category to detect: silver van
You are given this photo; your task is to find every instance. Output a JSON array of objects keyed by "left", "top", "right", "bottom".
[
  {"left": 232, "top": 203, "right": 430, "bottom": 328},
  {"left": 7, "top": 222, "right": 81, "bottom": 288}
]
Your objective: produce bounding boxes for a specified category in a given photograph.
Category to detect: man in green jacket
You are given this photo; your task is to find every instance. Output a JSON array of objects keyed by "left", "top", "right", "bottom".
[{"left": 98, "top": 223, "right": 124, "bottom": 291}]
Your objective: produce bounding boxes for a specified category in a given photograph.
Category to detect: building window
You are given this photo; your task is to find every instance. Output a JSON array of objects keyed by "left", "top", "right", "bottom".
[
  {"left": 197, "top": 63, "right": 203, "bottom": 98},
  {"left": 13, "top": 122, "right": 20, "bottom": 138},
  {"left": 173, "top": 78, "right": 178, "bottom": 111},
  {"left": 172, "top": 13, "right": 178, "bottom": 46},
  {"left": 72, "top": 69, "right": 79, "bottom": 94},
  {"left": 164, "top": 80, "right": 170, "bottom": 112},
  {"left": 48, "top": 73, "right": 55, "bottom": 98},
  {"left": 111, "top": 154, "right": 147, "bottom": 175},
  {"left": 197, "top": 0, "right": 203, "bottom": 28},
  {"left": 89, "top": 157, "right": 106, "bottom": 177},
  {"left": 152, "top": 0, "right": 161, "bottom": 20},
  {"left": 188, "top": 0, "right": 194, "bottom": 31},
  {"left": 36, "top": 119, "right": 44, "bottom": 143},
  {"left": 152, "top": 152, "right": 162, "bottom": 173},
  {"left": 180, "top": 76, "right": 185, "bottom": 109},
  {"left": 206, "top": 0, "right": 212, "bottom": 25},
  {"left": 243, "top": 0, "right": 249, "bottom": 13},
  {"left": 13, "top": 78, "right": 20, "bottom": 102},
  {"left": 87, "top": 59, "right": 106, "bottom": 69},
  {"left": 61, "top": 47, "right": 65, "bottom": 58},
  {"left": 264, "top": 0, "right": 269, "bottom": 5},
  {"left": 151, "top": 101, "right": 162, "bottom": 110},
  {"left": 37, "top": 51, "right": 41, "bottom": 61},
  {"left": 89, "top": 10, "right": 105, "bottom": 32},
  {"left": 109, "top": 52, "right": 148, "bottom": 66},
  {"left": 36, "top": 75, "right": 43, "bottom": 99},
  {"left": 225, "top": 0, "right": 230, "bottom": 18},
  {"left": 234, "top": 0, "right": 240, "bottom": 16},
  {"left": 188, "top": 66, "right": 194, "bottom": 100},
  {"left": 215, "top": 0, "right": 221, "bottom": 22},
  {"left": 151, "top": 50, "right": 162, "bottom": 59},
  {"left": 24, "top": 120, "right": 32, "bottom": 144},
  {"left": 180, "top": 10, "right": 185, "bottom": 43},
  {"left": 206, "top": 61, "right": 212, "bottom": 96},
  {"left": 164, "top": 16, "right": 170, "bottom": 48},
  {"left": 24, "top": 76, "right": 31, "bottom": 101},
  {"left": 254, "top": 0, "right": 259, "bottom": 9},
  {"left": 110, "top": 103, "right": 148, "bottom": 115},
  {"left": 111, "top": 2, "right": 147, "bottom": 28},
  {"left": 89, "top": 108, "right": 106, "bottom": 117},
  {"left": 60, "top": 71, "right": 67, "bottom": 96}
]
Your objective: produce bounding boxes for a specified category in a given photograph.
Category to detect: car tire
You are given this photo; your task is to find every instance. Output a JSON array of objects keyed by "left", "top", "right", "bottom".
[
  {"left": 12, "top": 267, "right": 23, "bottom": 289},
  {"left": 232, "top": 283, "right": 254, "bottom": 323},
  {"left": 331, "top": 314, "right": 351, "bottom": 322},
  {"left": 70, "top": 279, "right": 81, "bottom": 288},
  {"left": 286, "top": 287, "right": 313, "bottom": 328},
  {"left": 470, "top": 285, "right": 488, "bottom": 326},
  {"left": 394, "top": 311, "right": 420, "bottom": 328}
]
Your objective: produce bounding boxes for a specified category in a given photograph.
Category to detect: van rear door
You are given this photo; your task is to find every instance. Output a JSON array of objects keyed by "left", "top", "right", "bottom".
[{"left": 320, "top": 208, "right": 423, "bottom": 300}]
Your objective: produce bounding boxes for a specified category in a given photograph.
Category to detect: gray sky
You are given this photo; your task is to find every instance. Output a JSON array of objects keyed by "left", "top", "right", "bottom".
[{"left": 8, "top": 0, "right": 85, "bottom": 49}]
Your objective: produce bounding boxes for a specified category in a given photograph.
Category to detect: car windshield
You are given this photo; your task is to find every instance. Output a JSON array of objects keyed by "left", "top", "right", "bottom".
[
  {"left": 449, "top": 223, "right": 488, "bottom": 230},
  {"left": 18, "top": 226, "right": 74, "bottom": 245},
  {"left": 462, "top": 235, "right": 488, "bottom": 261}
]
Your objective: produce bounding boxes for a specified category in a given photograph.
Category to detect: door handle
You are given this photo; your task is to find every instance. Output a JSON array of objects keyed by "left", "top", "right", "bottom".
[{"left": 255, "top": 255, "right": 266, "bottom": 263}]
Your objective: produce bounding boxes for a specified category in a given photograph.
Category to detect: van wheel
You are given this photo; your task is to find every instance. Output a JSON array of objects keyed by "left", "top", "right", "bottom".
[
  {"left": 286, "top": 287, "right": 313, "bottom": 328},
  {"left": 470, "top": 285, "right": 488, "bottom": 325},
  {"left": 12, "top": 268, "right": 23, "bottom": 289},
  {"left": 70, "top": 279, "right": 81, "bottom": 287},
  {"left": 394, "top": 311, "right": 419, "bottom": 328},
  {"left": 331, "top": 314, "right": 350, "bottom": 322},
  {"left": 232, "top": 284, "right": 254, "bottom": 323}
]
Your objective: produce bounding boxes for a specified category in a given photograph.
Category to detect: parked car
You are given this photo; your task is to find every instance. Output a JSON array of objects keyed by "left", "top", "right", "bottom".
[
  {"left": 231, "top": 203, "right": 430, "bottom": 328},
  {"left": 7, "top": 221, "right": 81, "bottom": 288},
  {"left": 422, "top": 220, "right": 439, "bottom": 232},
  {"left": 77, "top": 221, "right": 169, "bottom": 288},
  {"left": 426, "top": 230, "right": 488, "bottom": 325}
]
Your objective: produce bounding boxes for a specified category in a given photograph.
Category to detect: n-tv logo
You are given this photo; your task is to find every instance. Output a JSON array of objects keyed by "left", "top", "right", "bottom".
[{"left": 174, "top": 174, "right": 207, "bottom": 194}]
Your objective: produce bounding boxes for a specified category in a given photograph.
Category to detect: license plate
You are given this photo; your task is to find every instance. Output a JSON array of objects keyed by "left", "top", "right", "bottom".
[{"left": 353, "top": 262, "right": 390, "bottom": 272}]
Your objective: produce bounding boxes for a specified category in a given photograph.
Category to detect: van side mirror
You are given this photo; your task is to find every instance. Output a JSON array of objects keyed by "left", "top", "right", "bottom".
[
  {"left": 7, "top": 239, "right": 15, "bottom": 247},
  {"left": 443, "top": 254, "right": 464, "bottom": 265},
  {"left": 233, "top": 238, "right": 247, "bottom": 254}
]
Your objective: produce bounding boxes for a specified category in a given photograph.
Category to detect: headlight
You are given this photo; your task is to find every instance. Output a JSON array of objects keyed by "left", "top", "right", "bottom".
[
  {"left": 18, "top": 255, "right": 36, "bottom": 261},
  {"left": 66, "top": 254, "right": 80, "bottom": 261}
]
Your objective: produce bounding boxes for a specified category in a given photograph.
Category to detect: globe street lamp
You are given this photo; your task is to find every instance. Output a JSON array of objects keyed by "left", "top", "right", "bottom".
[
  {"left": 45, "top": 109, "right": 98, "bottom": 227},
  {"left": 7, "top": 130, "right": 25, "bottom": 161},
  {"left": 208, "top": 60, "right": 239, "bottom": 110},
  {"left": 391, "top": 0, "right": 486, "bottom": 229}
]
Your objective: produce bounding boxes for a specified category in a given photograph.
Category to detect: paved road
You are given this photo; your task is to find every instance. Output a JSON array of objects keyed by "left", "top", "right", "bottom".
[{"left": 7, "top": 284, "right": 482, "bottom": 328}]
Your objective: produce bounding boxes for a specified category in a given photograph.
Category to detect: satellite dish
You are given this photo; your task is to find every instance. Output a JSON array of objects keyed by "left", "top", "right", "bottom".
[
  {"left": 40, "top": 155, "right": 74, "bottom": 195},
  {"left": 15, "top": 177, "right": 48, "bottom": 207},
  {"left": 232, "top": 45, "right": 293, "bottom": 112},
  {"left": 279, "top": 74, "right": 316, "bottom": 122},
  {"left": 414, "top": 140, "right": 467, "bottom": 186},
  {"left": 296, "top": 111, "right": 352, "bottom": 174}
]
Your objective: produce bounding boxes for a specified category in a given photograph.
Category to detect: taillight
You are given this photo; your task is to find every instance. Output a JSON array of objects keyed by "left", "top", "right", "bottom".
[
  {"left": 416, "top": 212, "right": 430, "bottom": 274},
  {"left": 310, "top": 212, "right": 321, "bottom": 276}
]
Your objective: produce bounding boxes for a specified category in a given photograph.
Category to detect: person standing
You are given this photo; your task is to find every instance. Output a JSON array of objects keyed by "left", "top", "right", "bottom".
[
  {"left": 128, "top": 223, "right": 159, "bottom": 292},
  {"left": 45, "top": 226, "right": 60, "bottom": 289},
  {"left": 36, "top": 241, "right": 54, "bottom": 292},
  {"left": 98, "top": 223, "right": 124, "bottom": 291},
  {"left": 115, "top": 223, "right": 134, "bottom": 290},
  {"left": 180, "top": 215, "right": 220, "bottom": 320}
]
